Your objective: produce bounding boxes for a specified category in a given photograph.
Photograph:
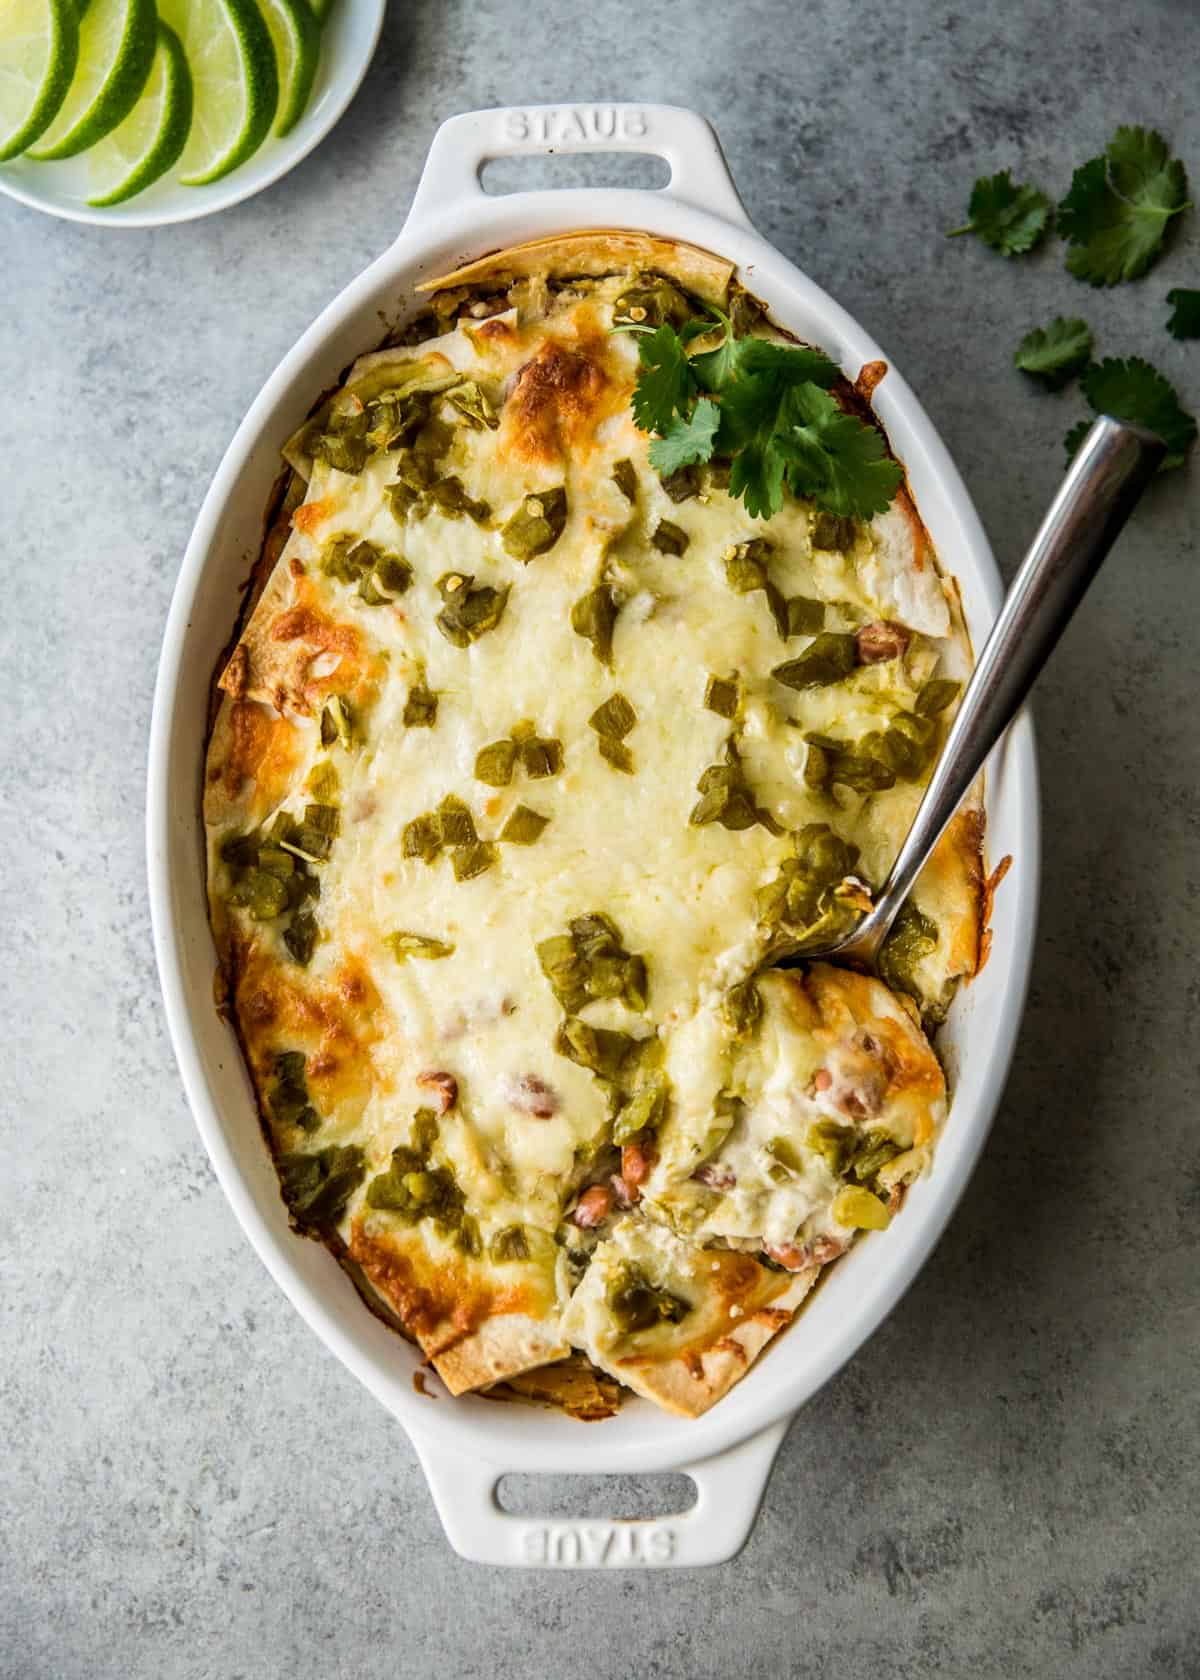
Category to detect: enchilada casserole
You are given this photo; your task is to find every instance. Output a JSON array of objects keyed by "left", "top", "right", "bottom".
[{"left": 203, "top": 232, "right": 985, "bottom": 1419}]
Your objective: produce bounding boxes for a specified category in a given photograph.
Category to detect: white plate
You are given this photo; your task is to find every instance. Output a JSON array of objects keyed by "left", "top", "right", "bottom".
[{"left": 0, "top": 0, "right": 384, "bottom": 228}]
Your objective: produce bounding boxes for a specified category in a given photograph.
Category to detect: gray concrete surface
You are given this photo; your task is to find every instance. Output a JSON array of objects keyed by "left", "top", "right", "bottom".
[{"left": 2, "top": 1, "right": 1198, "bottom": 1675}]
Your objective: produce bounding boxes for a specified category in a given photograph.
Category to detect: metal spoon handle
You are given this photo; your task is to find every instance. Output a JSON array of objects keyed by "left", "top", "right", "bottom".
[{"left": 867, "top": 415, "right": 1166, "bottom": 948}]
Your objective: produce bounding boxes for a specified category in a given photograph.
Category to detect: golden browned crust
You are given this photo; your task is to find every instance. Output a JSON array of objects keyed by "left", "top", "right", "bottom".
[
  {"left": 418, "top": 230, "right": 736, "bottom": 305},
  {"left": 610, "top": 1264, "right": 818, "bottom": 1418},
  {"left": 487, "top": 1354, "right": 623, "bottom": 1421},
  {"left": 347, "top": 1222, "right": 565, "bottom": 1394}
]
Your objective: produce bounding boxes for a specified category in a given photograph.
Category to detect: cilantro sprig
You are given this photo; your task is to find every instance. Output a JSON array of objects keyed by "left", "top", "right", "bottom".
[
  {"left": 1166, "top": 288, "right": 1200, "bottom": 340},
  {"left": 1014, "top": 317, "right": 1093, "bottom": 390},
  {"left": 627, "top": 314, "right": 903, "bottom": 522},
  {"left": 1059, "top": 127, "right": 1190, "bottom": 286},
  {"left": 1064, "top": 357, "right": 1197, "bottom": 469},
  {"left": 946, "top": 170, "right": 1053, "bottom": 257}
]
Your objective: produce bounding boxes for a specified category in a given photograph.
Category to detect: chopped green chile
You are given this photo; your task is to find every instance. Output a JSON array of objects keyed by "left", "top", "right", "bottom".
[
  {"left": 519, "top": 733, "right": 564, "bottom": 779},
  {"left": 916, "top": 677, "right": 962, "bottom": 716},
  {"left": 365, "top": 1146, "right": 465, "bottom": 1231},
  {"left": 766, "top": 1135, "right": 805, "bottom": 1175},
  {"left": 878, "top": 901, "right": 939, "bottom": 1004},
  {"left": 447, "top": 379, "right": 499, "bottom": 430},
  {"left": 307, "top": 760, "right": 339, "bottom": 802},
  {"left": 651, "top": 519, "right": 689, "bottom": 556},
  {"left": 756, "top": 822, "right": 861, "bottom": 934},
  {"left": 722, "top": 977, "right": 762, "bottom": 1040},
  {"left": 403, "top": 681, "right": 438, "bottom": 728},
  {"left": 571, "top": 584, "right": 620, "bottom": 666},
  {"left": 500, "top": 804, "right": 550, "bottom": 845},
  {"left": 373, "top": 554, "right": 413, "bottom": 597},
  {"left": 848, "top": 1129, "right": 904, "bottom": 1185},
  {"left": 659, "top": 464, "right": 699, "bottom": 503},
  {"left": 613, "top": 1072, "right": 669, "bottom": 1143},
  {"left": 475, "top": 739, "right": 518, "bottom": 787},
  {"left": 772, "top": 633, "right": 859, "bottom": 691},
  {"left": 230, "top": 868, "right": 290, "bottom": 920},
  {"left": 612, "top": 278, "right": 691, "bottom": 329},
  {"left": 723, "top": 538, "right": 772, "bottom": 594},
  {"left": 811, "top": 512, "right": 857, "bottom": 551},
  {"left": 786, "top": 596, "right": 825, "bottom": 636},
  {"left": 270, "top": 1051, "right": 319, "bottom": 1132},
  {"left": 284, "top": 909, "right": 319, "bottom": 967},
  {"left": 689, "top": 736, "right": 776, "bottom": 833},
  {"left": 386, "top": 931, "right": 455, "bottom": 961},
  {"left": 410, "top": 1107, "right": 440, "bottom": 1156},
  {"left": 456, "top": 1215, "right": 483, "bottom": 1258},
  {"left": 427, "top": 475, "right": 492, "bottom": 525},
  {"left": 435, "top": 573, "right": 510, "bottom": 647},
  {"left": 309, "top": 400, "right": 370, "bottom": 475},
  {"left": 556, "top": 1018, "right": 638, "bottom": 1081},
  {"left": 588, "top": 693, "right": 637, "bottom": 739},
  {"left": 807, "top": 1119, "right": 852, "bottom": 1175},
  {"left": 611, "top": 458, "right": 638, "bottom": 502},
  {"left": 451, "top": 840, "right": 497, "bottom": 881},
  {"left": 703, "top": 673, "right": 739, "bottom": 719},
  {"left": 436, "top": 795, "right": 477, "bottom": 847},
  {"left": 607, "top": 1262, "right": 691, "bottom": 1336},
  {"left": 489, "top": 1225, "right": 530, "bottom": 1263},
  {"left": 501, "top": 487, "right": 568, "bottom": 561},
  {"left": 537, "top": 912, "right": 648, "bottom": 1015},
  {"left": 403, "top": 812, "right": 443, "bottom": 865},
  {"left": 598, "top": 737, "right": 634, "bottom": 774},
  {"left": 320, "top": 695, "right": 358, "bottom": 750},
  {"left": 278, "top": 1145, "right": 366, "bottom": 1229},
  {"left": 704, "top": 458, "right": 732, "bottom": 491}
]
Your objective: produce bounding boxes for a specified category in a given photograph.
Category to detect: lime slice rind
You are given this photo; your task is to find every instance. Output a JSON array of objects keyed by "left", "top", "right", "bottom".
[
  {"left": 162, "top": 0, "right": 278, "bottom": 187},
  {"left": 85, "top": 18, "right": 192, "bottom": 205},
  {"left": 0, "top": 0, "right": 80, "bottom": 160},
  {"left": 258, "top": 0, "right": 320, "bottom": 138},
  {"left": 27, "top": 0, "right": 156, "bottom": 160}
]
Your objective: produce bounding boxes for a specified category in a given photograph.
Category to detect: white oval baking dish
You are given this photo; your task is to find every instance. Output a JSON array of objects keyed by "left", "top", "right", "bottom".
[{"left": 147, "top": 103, "right": 1040, "bottom": 1569}]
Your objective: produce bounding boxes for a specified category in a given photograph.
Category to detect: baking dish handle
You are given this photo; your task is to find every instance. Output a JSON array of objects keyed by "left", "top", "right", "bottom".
[
  {"left": 403, "top": 103, "right": 751, "bottom": 233},
  {"left": 411, "top": 1418, "right": 789, "bottom": 1568}
]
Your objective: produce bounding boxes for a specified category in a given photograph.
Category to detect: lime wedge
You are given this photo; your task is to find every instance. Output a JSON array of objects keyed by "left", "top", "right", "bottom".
[
  {"left": 309, "top": 0, "right": 336, "bottom": 22},
  {"left": 0, "top": 0, "right": 79, "bottom": 160},
  {"left": 27, "top": 0, "right": 155, "bottom": 159},
  {"left": 257, "top": 0, "right": 319, "bottom": 137},
  {"left": 85, "top": 20, "right": 192, "bottom": 205},
  {"left": 158, "top": 0, "right": 277, "bottom": 187}
]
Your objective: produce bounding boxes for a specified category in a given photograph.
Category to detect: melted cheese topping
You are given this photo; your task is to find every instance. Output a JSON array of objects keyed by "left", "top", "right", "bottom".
[{"left": 204, "top": 260, "right": 982, "bottom": 1414}]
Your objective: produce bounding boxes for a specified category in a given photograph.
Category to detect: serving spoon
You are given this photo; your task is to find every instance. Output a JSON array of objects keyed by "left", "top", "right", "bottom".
[{"left": 790, "top": 414, "right": 1167, "bottom": 970}]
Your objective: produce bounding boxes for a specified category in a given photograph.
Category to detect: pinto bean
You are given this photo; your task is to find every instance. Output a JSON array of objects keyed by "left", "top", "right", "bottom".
[
  {"left": 504, "top": 1074, "right": 559, "bottom": 1118},
  {"left": 416, "top": 1071, "right": 458, "bottom": 1114},
  {"left": 621, "top": 1142, "right": 654, "bottom": 1186},
  {"left": 855, "top": 620, "right": 911, "bottom": 664},
  {"left": 763, "top": 1241, "right": 811, "bottom": 1272},
  {"left": 693, "top": 1161, "right": 737, "bottom": 1191},
  {"left": 572, "top": 1184, "right": 613, "bottom": 1228}
]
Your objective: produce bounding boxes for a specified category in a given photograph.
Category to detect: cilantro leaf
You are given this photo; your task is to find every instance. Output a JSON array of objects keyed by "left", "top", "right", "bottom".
[
  {"left": 1166, "top": 287, "right": 1200, "bottom": 339},
  {"left": 947, "top": 170, "right": 1053, "bottom": 256},
  {"left": 1063, "top": 420, "right": 1092, "bottom": 464},
  {"left": 647, "top": 398, "right": 721, "bottom": 475},
  {"left": 1080, "top": 356, "right": 1196, "bottom": 467},
  {"left": 1059, "top": 126, "right": 1190, "bottom": 286},
  {"left": 775, "top": 383, "right": 905, "bottom": 518},
  {"left": 1013, "top": 317, "right": 1093, "bottom": 390},
  {"left": 628, "top": 316, "right": 901, "bottom": 522},
  {"left": 630, "top": 325, "right": 696, "bottom": 434}
]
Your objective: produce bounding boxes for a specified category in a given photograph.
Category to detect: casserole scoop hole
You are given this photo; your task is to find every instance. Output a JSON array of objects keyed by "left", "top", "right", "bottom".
[
  {"left": 480, "top": 153, "right": 671, "bottom": 196},
  {"left": 497, "top": 1471, "right": 697, "bottom": 1521}
]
